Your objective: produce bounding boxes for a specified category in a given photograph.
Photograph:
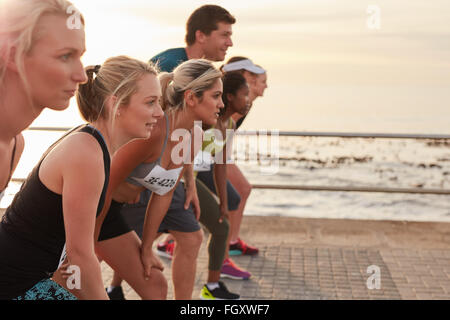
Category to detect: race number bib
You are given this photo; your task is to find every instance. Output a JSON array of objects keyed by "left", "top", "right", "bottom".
[
  {"left": 131, "top": 165, "right": 183, "bottom": 195},
  {"left": 193, "top": 151, "right": 214, "bottom": 172}
]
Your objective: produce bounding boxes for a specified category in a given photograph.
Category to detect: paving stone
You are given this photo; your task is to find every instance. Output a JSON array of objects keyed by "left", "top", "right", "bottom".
[{"left": 98, "top": 241, "right": 450, "bottom": 300}]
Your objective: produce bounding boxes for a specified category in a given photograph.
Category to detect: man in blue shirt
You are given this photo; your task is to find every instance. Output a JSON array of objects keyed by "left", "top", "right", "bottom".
[{"left": 151, "top": 5, "right": 235, "bottom": 72}]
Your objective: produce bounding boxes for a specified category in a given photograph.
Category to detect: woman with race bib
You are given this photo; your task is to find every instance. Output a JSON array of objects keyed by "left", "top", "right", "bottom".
[
  {"left": 95, "top": 59, "right": 225, "bottom": 300},
  {"left": 193, "top": 71, "right": 252, "bottom": 300},
  {"left": 193, "top": 71, "right": 253, "bottom": 300}
]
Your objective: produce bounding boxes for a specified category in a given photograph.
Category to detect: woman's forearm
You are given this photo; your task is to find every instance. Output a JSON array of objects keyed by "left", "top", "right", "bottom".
[
  {"left": 141, "top": 212, "right": 162, "bottom": 252},
  {"left": 67, "top": 251, "right": 109, "bottom": 300},
  {"left": 183, "top": 164, "right": 195, "bottom": 188},
  {"left": 141, "top": 193, "right": 173, "bottom": 251}
]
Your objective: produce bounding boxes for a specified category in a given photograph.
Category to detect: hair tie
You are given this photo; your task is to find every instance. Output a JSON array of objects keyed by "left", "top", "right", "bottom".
[{"left": 86, "top": 65, "right": 101, "bottom": 80}]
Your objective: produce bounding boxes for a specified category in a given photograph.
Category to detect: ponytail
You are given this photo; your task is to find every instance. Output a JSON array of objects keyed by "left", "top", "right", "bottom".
[
  {"left": 77, "top": 65, "right": 103, "bottom": 122},
  {"left": 76, "top": 55, "right": 158, "bottom": 123},
  {"left": 159, "top": 72, "right": 183, "bottom": 111},
  {"left": 159, "top": 59, "right": 222, "bottom": 113}
]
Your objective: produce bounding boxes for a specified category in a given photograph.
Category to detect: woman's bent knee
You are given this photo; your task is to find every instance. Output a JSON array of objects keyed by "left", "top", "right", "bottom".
[
  {"left": 143, "top": 269, "right": 168, "bottom": 300},
  {"left": 211, "top": 217, "right": 229, "bottom": 238},
  {"left": 173, "top": 229, "right": 203, "bottom": 252}
]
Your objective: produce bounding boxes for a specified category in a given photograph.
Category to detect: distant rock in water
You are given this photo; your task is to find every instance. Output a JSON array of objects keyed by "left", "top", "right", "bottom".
[
  {"left": 279, "top": 155, "right": 373, "bottom": 168},
  {"left": 418, "top": 163, "right": 443, "bottom": 169},
  {"left": 425, "top": 139, "right": 450, "bottom": 147},
  {"left": 332, "top": 156, "right": 373, "bottom": 165}
]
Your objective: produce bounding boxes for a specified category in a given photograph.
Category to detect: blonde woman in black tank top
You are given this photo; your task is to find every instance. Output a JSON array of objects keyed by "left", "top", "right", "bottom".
[{"left": 0, "top": 0, "right": 87, "bottom": 203}]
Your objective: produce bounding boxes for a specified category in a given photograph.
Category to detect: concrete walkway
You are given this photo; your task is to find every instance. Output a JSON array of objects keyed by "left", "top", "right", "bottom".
[
  {"left": 2, "top": 207, "right": 450, "bottom": 300},
  {"left": 100, "top": 216, "right": 450, "bottom": 300}
]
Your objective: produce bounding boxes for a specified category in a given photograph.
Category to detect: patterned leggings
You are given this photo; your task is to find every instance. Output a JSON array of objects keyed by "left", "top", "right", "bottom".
[{"left": 14, "top": 279, "right": 77, "bottom": 300}]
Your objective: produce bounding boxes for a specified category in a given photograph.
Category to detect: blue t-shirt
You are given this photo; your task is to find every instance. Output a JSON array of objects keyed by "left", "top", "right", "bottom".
[{"left": 150, "top": 47, "right": 188, "bottom": 73}]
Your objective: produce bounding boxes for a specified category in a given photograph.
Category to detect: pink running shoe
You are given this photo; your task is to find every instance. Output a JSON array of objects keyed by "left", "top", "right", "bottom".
[
  {"left": 220, "top": 258, "right": 251, "bottom": 280},
  {"left": 156, "top": 239, "right": 175, "bottom": 260}
]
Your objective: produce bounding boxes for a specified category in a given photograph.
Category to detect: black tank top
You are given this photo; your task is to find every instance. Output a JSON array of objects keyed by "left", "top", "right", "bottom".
[
  {"left": 0, "top": 125, "right": 110, "bottom": 299},
  {"left": 235, "top": 114, "right": 246, "bottom": 130}
]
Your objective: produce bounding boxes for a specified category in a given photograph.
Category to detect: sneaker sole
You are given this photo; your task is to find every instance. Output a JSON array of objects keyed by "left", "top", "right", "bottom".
[
  {"left": 228, "top": 250, "right": 243, "bottom": 256},
  {"left": 229, "top": 249, "right": 259, "bottom": 256},
  {"left": 200, "top": 294, "right": 223, "bottom": 300},
  {"left": 220, "top": 273, "right": 251, "bottom": 280},
  {"left": 200, "top": 294, "right": 240, "bottom": 300}
]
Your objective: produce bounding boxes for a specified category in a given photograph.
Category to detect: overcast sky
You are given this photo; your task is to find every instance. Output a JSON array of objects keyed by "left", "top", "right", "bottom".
[{"left": 33, "top": 0, "right": 450, "bottom": 133}]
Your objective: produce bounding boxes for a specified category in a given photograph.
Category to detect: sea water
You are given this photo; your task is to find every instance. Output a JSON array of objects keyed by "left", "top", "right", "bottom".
[{"left": 1, "top": 131, "right": 449, "bottom": 222}]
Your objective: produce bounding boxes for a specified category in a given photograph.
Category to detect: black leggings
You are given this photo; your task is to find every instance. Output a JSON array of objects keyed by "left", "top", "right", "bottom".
[
  {"left": 196, "top": 179, "right": 229, "bottom": 271},
  {"left": 195, "top": 169, "right": 241, "bottom": 270}
]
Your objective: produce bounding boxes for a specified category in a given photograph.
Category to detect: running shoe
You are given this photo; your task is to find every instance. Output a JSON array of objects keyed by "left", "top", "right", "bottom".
[
  {"left": 229, "top": 238, "right": 259, "bottom": 256},
  {"left": 200, "top": 281, "right": 240, "bottom": 300},
  {"left": 220, "top": 258, "right": 251, "bottom": 280},
  {"left": 156, "top": 239, "right": 175, "bottom": 260},
  {"left": 106, "top": 286, "right": 126, "bottom": 300}
]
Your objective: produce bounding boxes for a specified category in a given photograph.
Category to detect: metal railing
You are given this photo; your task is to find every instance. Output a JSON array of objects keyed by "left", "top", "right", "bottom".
[
  {"left": 238, "top": 130, "right": 450, "bottom": 140},
  {"left": 27, "top": 127, "right": 450, "bottom": 140},
  {"left": 22, "top": 126, "right": 450, "bottom": 196}
]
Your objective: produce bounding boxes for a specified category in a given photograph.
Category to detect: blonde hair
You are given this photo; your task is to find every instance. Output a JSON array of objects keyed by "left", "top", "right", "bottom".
[
  {"left": 0, "top": 0, "right": 84, "bottom": 90},
  {"left": 159, "top": 59, "right": 222, "bottom": 112},
  {"left": 77, "top": 55, "right": 158, "bottom": 123}
]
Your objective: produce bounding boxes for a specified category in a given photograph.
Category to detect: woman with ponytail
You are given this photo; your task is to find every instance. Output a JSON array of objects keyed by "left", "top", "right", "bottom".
[
  {"left": 95, "top": 59, "right": 225, "bottom": 300},
  {"left": 0, "top": 55, "right": 162, "bottom": 300},
  {"left": 220, "top": 57, "right": 268, "bottom": 257},
  {"left": 0, "top": 0, "right": 86, "bottom": 202}
]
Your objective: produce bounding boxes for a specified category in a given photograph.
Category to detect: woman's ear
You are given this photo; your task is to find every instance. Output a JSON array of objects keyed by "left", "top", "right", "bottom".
[{"left": 105, "top": 95, "right": 119, "bottom": 117}]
